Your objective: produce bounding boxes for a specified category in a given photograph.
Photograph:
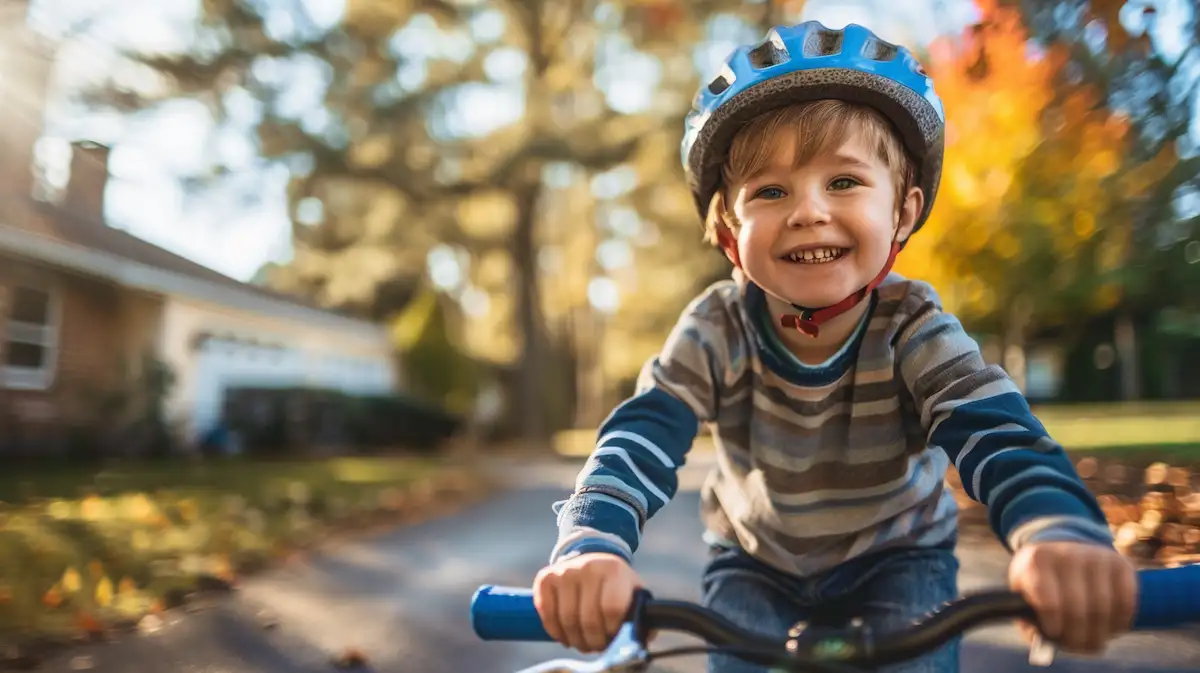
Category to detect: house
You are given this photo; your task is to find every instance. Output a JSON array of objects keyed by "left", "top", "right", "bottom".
[{"left": 0, "top": 29, "right": 399, "bottom": 455}]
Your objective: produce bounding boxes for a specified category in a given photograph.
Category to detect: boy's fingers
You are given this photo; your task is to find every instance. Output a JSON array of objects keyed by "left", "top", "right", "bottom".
[
  {"left": 598, "top": 577, "right": 632, "bottom": 638},
  {"left": 556, "top": 581, "right": 587, "bottom": 652},
  {"left": 1084, "top": 560, "right": 1112, "bottom": 653},
  {"left": 579, "top": 579, "right": 610, "bottom": 653},
  {"left": 1022, "top": 572, "right": 1063, "bottom": 642},
  {"left": 1057, "top": 566, "right": 1090, "bottom": 652},
  {"left": 533, "top": 577, "right": 564, "bottom": 644}
]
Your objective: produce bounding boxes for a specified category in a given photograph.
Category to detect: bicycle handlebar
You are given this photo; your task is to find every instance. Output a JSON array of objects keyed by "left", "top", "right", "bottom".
[{"left": 471, "top": 564, "right": 1200, "bottom": 669}]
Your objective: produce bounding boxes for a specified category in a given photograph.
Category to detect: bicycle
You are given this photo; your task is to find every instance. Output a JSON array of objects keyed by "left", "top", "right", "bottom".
[{"left": 469, "top": 563, "right": 1200, "bottom": 672}]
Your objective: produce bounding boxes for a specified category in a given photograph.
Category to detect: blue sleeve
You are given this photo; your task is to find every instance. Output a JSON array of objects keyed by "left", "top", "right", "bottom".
[
  {"left": 930, "top": 393, "right": 1113, "bottom": 549},
  {"left": 548, "top": 289, "right": 731, "bottom": 564},
  {"left": 899, "top": 306, "right": 1113, "bottom": 551},
  {"left": 550, "top": 388, "right": 700, "bottom": 563}
]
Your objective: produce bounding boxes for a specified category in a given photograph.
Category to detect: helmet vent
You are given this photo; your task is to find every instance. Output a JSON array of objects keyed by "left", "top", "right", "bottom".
[
  {"left": 861, "top": 37, "right": 899, "bottom": 62},
  {"left": 802, "top": 26, "right": 844, "bottom": 58},
  {"left": 748, "top": 32, "right": 789, "bottom": 69},
  {"left": 707, "top": 64, "right": 735, "bottom": 95},
  {"left": 708, "top": 74, "right": 731, "bottom": 95}
]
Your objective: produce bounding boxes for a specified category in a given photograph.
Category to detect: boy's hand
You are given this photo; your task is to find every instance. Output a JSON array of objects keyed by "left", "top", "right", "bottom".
[
  {"left": 1008, "top": 541, "right": 1138, "bottom": 654},
  {"left": 532, "top": 552, "right": 644, "bottom": 653}
]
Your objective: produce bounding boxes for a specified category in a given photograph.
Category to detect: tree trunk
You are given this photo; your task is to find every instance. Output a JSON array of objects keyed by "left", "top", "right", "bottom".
[
  {"left": 1003, "top": 296, "right": 1033, "bottom": 393},
  {"left": 571, "top": 304, "right": 606, "bottom": 429},
  {"left": 511, "top": 181, "right": 550, "bottom": 443},
  {"left": 1114, "top": 310, "right": 1141, "bottom": 401}
]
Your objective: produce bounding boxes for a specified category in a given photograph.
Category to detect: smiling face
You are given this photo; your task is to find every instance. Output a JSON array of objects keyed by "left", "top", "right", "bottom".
[{"left": 707, "top": 101, "right": 922, "bottom": 310}]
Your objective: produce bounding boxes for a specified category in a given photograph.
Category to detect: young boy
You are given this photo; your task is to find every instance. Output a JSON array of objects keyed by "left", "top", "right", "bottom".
[{"left": 531, "top": 21, "right": 1136, "bottom": 673}]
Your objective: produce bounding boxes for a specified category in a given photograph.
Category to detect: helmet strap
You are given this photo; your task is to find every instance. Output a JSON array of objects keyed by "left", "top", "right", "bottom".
[
  {"left": 718, "top": 221, "right": 901, "bottom": 339},
  {"left": 780, "top": 240, "right": 901, "bottom": 338}
]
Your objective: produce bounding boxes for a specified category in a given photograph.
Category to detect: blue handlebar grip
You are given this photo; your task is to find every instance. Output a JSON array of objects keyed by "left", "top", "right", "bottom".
[
  {"left": 471, "top": 585, "right": 553, "bottom": 641},
  {"left": 1134, "top": 564, "right": 1200, "bottom": 630}
]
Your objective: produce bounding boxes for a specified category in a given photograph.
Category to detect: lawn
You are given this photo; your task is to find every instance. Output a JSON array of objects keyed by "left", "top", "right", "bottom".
[
  {"left": 1034, "top": 401, "right": 1200, "bottom": 456},
  {"left": 0, "top": 455, "right": 483, "bottom": 646}
]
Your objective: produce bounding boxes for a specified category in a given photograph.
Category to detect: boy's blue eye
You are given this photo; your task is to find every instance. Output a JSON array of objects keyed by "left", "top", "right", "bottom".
[
  {"left": 829, "top": 177, "right": 860, "bottom": 191},
  {"left": 755, "top": 186, "right": 785, "bottom": 199}
]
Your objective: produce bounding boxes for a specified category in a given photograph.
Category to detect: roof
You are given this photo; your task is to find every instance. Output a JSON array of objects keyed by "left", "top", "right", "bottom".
[{"left": 0, "top": 199, "right": 386, "bottom": 337}]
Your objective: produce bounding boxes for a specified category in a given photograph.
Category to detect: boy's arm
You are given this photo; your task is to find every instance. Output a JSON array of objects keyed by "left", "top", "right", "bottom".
[
  {"left": 550, "top": 302, "right": 725, "bottom": 564},
  {"left": 897, "top": 302, "right": 1113, "bottom": 552}
]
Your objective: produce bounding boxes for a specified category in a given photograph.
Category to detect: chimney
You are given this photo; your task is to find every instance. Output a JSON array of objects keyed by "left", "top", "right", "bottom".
[
  {"left": 0, "top": 18, "right": 55, "bottom": 218},
  {"left": 63, "top": 141, "right": 111, "bottom": 223}
]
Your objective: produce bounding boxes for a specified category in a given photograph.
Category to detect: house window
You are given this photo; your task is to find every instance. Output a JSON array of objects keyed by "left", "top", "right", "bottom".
[{"left": 4, "top": 284, "right": 59, "bottom": 390}]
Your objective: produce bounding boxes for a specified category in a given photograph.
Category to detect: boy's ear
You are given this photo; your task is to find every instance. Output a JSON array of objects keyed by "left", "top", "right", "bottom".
[
  {"left": 716, "top": 224, "right": 742, "bottom": 268},
  {"left": 895, "top": 185, "right": 924, "bottom": 244}
]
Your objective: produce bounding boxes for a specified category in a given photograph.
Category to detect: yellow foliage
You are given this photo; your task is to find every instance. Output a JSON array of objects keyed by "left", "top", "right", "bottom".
[
  {"left": 1073, "top": 211, "right": 1096, "bottom": 240},
  {"left": 178, "top": 499, "right": 199, "bottom": 523},
  {"left": 1093, "top": 282, "right": 1122, "bottom": 311}
]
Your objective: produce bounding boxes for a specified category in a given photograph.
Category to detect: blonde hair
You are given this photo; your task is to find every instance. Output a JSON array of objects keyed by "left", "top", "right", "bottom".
[{"left": 703, "top": 99, "right": 917, "bottom": 246}]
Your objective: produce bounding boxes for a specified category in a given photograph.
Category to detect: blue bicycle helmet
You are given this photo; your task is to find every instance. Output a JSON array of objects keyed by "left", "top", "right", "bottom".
[{"left": 682, "top": 21, "right": 946, "bottom": 234}]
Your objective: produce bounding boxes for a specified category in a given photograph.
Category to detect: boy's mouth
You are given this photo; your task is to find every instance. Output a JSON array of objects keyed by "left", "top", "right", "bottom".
[{"left": 780, "top": 247, "right": 850, "bottom": 264}]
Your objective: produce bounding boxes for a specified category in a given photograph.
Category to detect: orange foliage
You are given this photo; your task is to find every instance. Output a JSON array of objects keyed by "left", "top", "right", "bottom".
[
  {"left": 897, "top": 0, "right": 1054, "bottom": 312},
  {"left": 896, "top": 0, "right": 1161, "bottom": 321}
]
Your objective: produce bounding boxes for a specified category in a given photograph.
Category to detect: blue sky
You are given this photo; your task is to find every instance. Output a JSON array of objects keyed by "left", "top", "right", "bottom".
[{"left": 23, "top": 0, "right": 1195, "bottom": 286}]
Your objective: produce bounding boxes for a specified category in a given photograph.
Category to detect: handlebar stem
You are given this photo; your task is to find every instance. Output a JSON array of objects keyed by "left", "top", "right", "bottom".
[{"left": 600, "top": 623, "right": 649, "bottom": 671}]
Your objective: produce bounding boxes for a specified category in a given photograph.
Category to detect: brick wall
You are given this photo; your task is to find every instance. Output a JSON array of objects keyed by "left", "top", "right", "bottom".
[{"left": 0, "top": 258, "right": 153, "bottom": 456}]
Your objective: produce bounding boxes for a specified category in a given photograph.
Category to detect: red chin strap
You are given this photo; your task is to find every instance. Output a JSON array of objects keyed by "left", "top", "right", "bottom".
[{"left": 718, "top": 229, "right": 900, "bottom": 339}]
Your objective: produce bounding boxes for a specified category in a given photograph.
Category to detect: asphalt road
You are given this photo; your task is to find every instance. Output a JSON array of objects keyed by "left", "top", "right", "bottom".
[{"left": 39, "top": 457, "right": 1200, "bottom": 673}]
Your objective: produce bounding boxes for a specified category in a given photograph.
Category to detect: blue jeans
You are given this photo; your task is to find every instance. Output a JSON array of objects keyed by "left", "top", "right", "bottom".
[{"left": 700, "top": 542, "right": 961, "bottom": 673}]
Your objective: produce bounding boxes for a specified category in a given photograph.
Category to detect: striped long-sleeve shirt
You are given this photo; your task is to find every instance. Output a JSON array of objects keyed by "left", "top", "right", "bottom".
[{"left": 550, "top": 273, "right": 1114, "bottom": 577}]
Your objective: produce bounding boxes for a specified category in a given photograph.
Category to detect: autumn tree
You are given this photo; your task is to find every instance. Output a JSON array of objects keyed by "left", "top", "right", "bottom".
[
  {"left": 74, "top": 0, "right": 807, "bottom": 441},
  {"left": 1001, "top": 0, "right": 1197, "bottom": 398},
  {"left": 898, "top": 0, "right": 1180, "bottom": 394}
]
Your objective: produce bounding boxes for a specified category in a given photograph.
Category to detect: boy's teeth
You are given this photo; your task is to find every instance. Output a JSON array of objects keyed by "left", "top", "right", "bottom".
[{"left": 787, "top": 248, "right": 843, "bottom": 263}]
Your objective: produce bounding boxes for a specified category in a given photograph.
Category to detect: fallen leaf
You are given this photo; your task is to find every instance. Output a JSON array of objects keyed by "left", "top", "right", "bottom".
[
  {"left": 62, "top": 567, "right": 83, "bottom": 594},
  {"left": 80, "top": 496, "right": 107, "bottom": 521},
  {"left": 95, "top": 577, "right": 113, "bottom": 607},
  {"left": 88, "top": 561, "right": 104, "bottom": 581},
  {"left": 131, "top": 529, "right": 151, "bottom": 550},
  {"left": 42, "top": 584, "right": 64, "bottom": 608},
  {"left": 75, "top": 611, "right": 105, "bottom": 636}
]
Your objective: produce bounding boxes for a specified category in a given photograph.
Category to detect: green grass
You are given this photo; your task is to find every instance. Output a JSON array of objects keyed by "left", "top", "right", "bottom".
[
  {"left": 556, "top": 401, "right": 1200, "bottom": 463},
  {"left": 1034, "top": 403, "right": 1200, "bottom": 451},
  {"left": 0, "top": 456, "right": 466, "bottom": 643},
  {"left": 0, "top": 456, "right": 438, "bottom": 503}
]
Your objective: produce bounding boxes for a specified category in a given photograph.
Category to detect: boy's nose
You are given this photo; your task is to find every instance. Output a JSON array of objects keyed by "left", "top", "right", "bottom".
[{"left": 785, "top": 190, "right": 830, "bottom": 228}]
